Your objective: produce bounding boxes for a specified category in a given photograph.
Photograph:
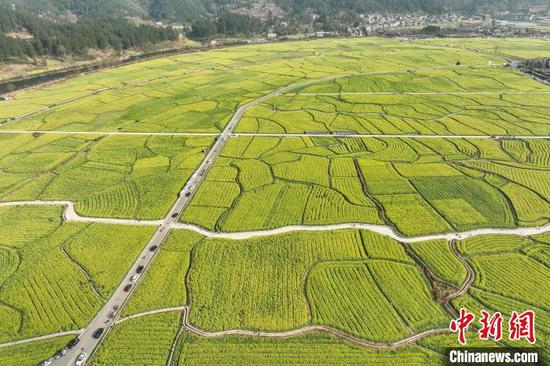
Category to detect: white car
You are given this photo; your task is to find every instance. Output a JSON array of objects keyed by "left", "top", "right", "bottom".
[
  {"left": 130, "top": 274, "right": 139, "bottom": 283},
  {"left": 40, "top": 360, "right": 52, "bottom": 366},
  {"left": 75, "top": 352, "right": 87, "bottom": 366}
]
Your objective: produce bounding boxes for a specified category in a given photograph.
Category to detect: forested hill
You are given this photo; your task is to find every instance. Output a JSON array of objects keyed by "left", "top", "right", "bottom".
[
  {"left": 0, "top": 7, "right": 177, "bottom": 61},
  {"left": 3, "top": 0, "right": 549, "bottom": 22}
]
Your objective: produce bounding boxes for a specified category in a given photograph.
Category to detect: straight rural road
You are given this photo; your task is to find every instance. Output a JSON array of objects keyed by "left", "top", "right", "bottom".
[
  {"left": 294, "top": 90, "right": 550, "bottom": 96},
  {"left": 1, "top": 130, "right": 549, "bottom": 140}
]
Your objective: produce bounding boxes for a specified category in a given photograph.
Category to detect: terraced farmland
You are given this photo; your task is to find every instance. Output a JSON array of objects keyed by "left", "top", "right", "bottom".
[{"left": 182, "top": 135, "right": 549, "bottom": 236}]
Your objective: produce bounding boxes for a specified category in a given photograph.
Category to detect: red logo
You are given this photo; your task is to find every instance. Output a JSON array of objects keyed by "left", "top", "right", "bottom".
[
  {"left": 509, "top": 310, "right": 536, "bottom": 344},
  {"left": 479, "top": 310, "right": 503, "bottom": 341},
  {"left": 449, "top": 308, "right": 475, "bottom": 345},
  {"left": 450, "top": 309, "right": 536, "bottom": 345}
]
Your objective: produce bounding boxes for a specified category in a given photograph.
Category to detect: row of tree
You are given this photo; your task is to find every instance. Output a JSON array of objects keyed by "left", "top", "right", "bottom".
[
  {"left": 0, "top": 7, "right": 177, "bottom": 61},
  {"left": 189, "top": 10, "right": 264, "bottom": 39}
]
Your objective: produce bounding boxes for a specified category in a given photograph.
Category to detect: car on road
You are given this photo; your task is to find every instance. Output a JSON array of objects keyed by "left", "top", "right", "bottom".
[
  {"left": 92, "top": 328, "right": 104, "bottom": 339},
  {"left": 123, "top": 284, "right": 132, "bottom": 292},
  {"left": 184, "top": 192, "right": 191, "bottom": 197},
  {"left": 171, "top": 212, "right": 179, "bottom": 218},
  {"left": 39, "top": 359, "right": 52, "bottom": 366},
  {"left": 54, "top": 349, "right": 67, "bottom": 358},
  {"left": 130, "top": 274, "right": 139, "bottom": 282},
  {"left": 149, "top": 245, "right": 158, "bottom": 252},
  {"left": 66, "top": 337, "right": 80, "bottom": 349},
  {"left": 75, "top": 352, "right": 87, "bottom": 366},
  {"left": 136, "top": 265, "right": 144, "bottom": 273}
]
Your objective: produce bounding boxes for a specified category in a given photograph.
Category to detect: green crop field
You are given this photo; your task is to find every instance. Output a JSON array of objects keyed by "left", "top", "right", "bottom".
[
  {"left": 0, "top": 205, "right": 154, "bottom": 343},
  {"left": 92, "top": 312, "right": 180, "bottom": 366},
  {"left": 452, "top": 234, "right": 550, "bottom": 357},
  {"left": 123, "top": 229, "right": 449, "bottom": 342},
  {"left": 236, "top": 64, "right": 550, "bottom": 136},
  {"left": 0, "top": 335, "right": 75, "bottom": 366},
  {"left": 0, "top": 36, "right": 548, "bottom": 365},
  {"left": 0, "top": 38, "right": 500, "bottom": 132},
  {"left": 0, "top": 133, "right": 212, "bottom": 219},
  {"left": 417, "top": 38, "right": 550, "bottom": 59},
  {"left": 182, "top": 136, "right": 549, "bottom": 236}
]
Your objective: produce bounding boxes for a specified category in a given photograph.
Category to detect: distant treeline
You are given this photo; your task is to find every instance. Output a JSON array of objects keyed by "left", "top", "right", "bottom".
[
  {"left": 190, "top": 10, "right": 264, "bottom": 39},
  {"left": 0, "top": 7, "right": 177, "bottom": 61}
]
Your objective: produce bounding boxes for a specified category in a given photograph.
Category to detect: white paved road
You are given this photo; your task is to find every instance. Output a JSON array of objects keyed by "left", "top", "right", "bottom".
[
  {"left": 1, "top": 130, "right": 549, "bottom": 140},
  {"left": 3, "top": 201, "right": 549, "bottom": 244}
]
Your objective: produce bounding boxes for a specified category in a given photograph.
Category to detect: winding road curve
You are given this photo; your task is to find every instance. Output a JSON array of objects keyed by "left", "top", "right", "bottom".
[
  {"left": 2, "top": 200, "right": 549, "bottom": 243},
  {"left": 180, "top": 307, "right": 449, "bottom": 350}
]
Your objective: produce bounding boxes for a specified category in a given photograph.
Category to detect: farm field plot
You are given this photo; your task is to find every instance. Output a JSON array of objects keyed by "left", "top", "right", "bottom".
[
  {"left": 453, "top": 234, "right": 550, "bottom": 355},
  {"left": 93, "top": 231, "right": 550, "bottom": 366},
  {"left": 176, "top": 332, "right": 443, "bottom": 366},
  {"left": 0, "top": 133, "right": 212, "bottom": 219},
  {"left": 237, "top": 81, "right": 550, "bottom": 136},
  {"left": 295, "top": 66, "right": 548, "bottom": 94},
  {"left": 182, "top": 135, "right": 549, "bottom": 235},
  {"left": 0, "top": 205, "right": 155, "bottom": 343},
  {"left": 129, "top": 229, "right": 448, "bottom": 342},
  {"left": 92, "top": 312, "right": 180, "bottom": 366},
  {"left": 95, "top": 314, "right": 443, "bottom": 366},
  {"left": 417, "top": 38, "right": 550, "bottom": 59},
  {"left": 122, "top": 230, "right": 204, "bottom": 317},
  {"left": 0, "top": 38, "right": 500, "bottom": 132}
]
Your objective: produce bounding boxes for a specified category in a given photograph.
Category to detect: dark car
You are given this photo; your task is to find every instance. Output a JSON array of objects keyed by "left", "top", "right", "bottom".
[
  {"left": 185, "top": 192, "right": 191, "bottom": 197},
  {"left": 136, "top": 265, "right": 144, "bottom": 274},
  {"left": 66, "top": 337, "right": 80, "bottom": 349},
  {"left": 123, "top": 284, "right": 132, "bottom": 292},
  {"left": 149, "top": 245, "right": 158, "bottom": 252},
  {"left": 171, "top": 212, "right": 179, "bottom": 218},
  {"left": 92, "top": 328, "right": 104, "bottom": 339}
]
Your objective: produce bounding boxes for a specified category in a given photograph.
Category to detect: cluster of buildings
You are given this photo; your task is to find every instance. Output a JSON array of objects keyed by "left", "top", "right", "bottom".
[{"left": 356, "top": 13, "right": 459, "bottom": 34}]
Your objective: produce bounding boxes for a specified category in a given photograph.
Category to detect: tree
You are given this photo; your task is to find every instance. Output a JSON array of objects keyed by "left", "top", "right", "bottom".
[{"left": 189, "top": 19, "right": 217, "bottom": 39}]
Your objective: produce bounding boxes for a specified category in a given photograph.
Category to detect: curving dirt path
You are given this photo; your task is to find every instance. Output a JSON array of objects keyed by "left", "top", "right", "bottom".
[
  {"left": 115, "top": 305, "right": 450, "bottom": 350},
  {"left": 1, "top": 201, "right": 549, "bottom": 243},
  {"left": 174, "top": 222, "right": 550, "bottom": 242}
]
